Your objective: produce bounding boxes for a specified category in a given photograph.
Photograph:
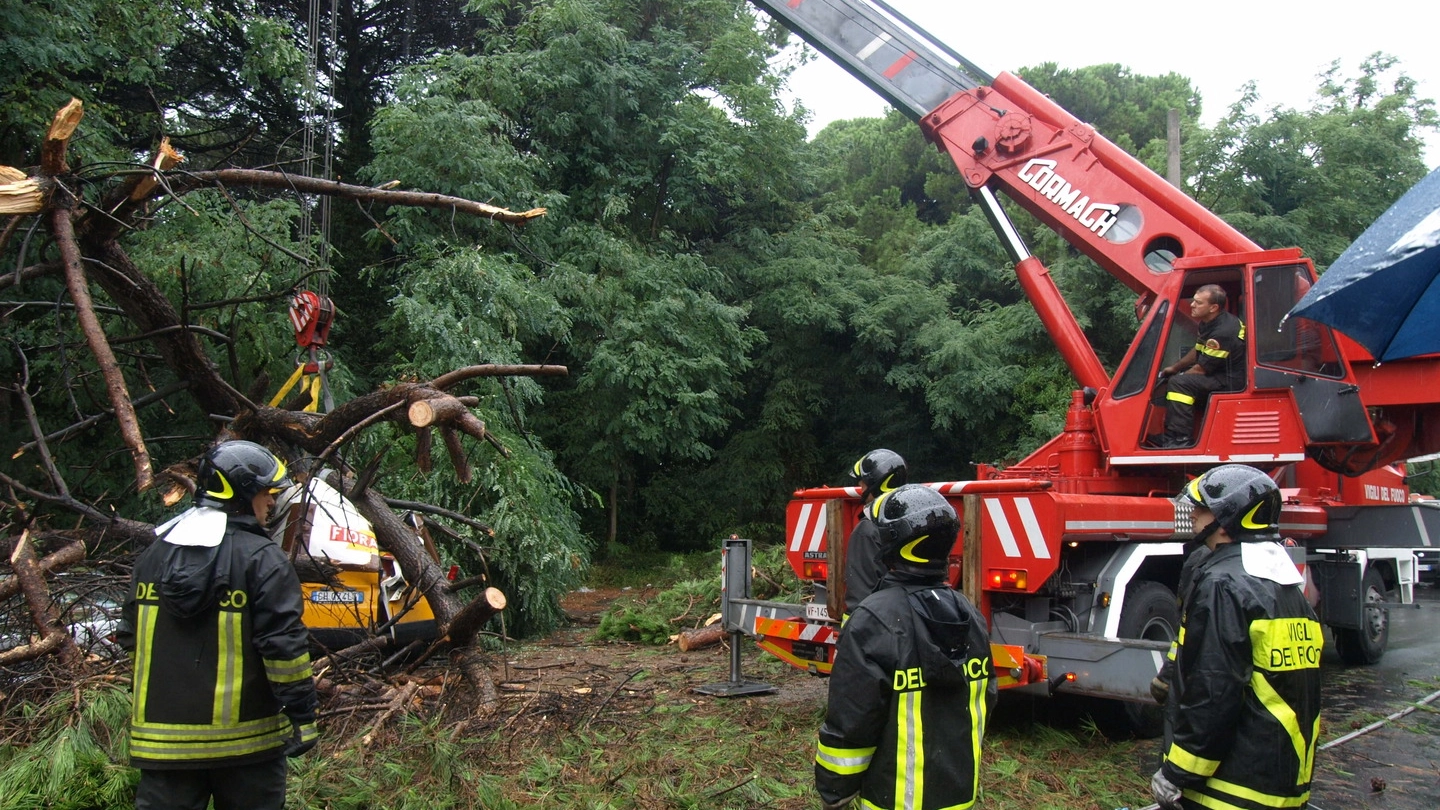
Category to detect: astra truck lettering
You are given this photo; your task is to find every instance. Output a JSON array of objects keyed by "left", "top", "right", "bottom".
[{"left": 1017, "top": 159, "right": 1120, "bottom": 238}]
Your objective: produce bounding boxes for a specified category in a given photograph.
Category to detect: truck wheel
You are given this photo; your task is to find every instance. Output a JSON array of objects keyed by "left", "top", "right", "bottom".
[
  {"left": 1333, "top": 566, "right": 1389, "bottom": 665},
  {"left": 1103, "top": 580, "right": 1179, "bottom": 739}
]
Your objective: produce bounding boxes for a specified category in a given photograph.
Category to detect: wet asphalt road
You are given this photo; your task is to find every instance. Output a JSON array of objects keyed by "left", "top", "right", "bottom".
[{"left": 1311, "top": 581, "right": 1440, "bottom": 808}]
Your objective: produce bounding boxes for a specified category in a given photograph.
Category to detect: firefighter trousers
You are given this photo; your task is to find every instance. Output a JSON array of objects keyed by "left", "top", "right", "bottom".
[
  {"left": 1164, "top": 373, "right": 1224, "bottom": 443},
  {"left": 134, "top": 755, "right": 286, "bottom": 810}
]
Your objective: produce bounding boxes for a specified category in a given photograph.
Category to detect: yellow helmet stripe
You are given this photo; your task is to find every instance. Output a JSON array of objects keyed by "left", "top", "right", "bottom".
[
  {"left": 206, "top": 471, "right": 234, "bottom": 501},
  {"left": 879, "top": 474, "right": 899, "bottom": 493},
  {"left": 1186, "top": 478, "right": 1205, "bottom": 505},
  {"left": 899, "top": 535, "right": 930, "bottom": 563},
  {"left": 1240, "top": 500, "right": 1272, "bottom": 530},
  {"left": 268, "top": 459, "right": 288, "bottom": 486}
]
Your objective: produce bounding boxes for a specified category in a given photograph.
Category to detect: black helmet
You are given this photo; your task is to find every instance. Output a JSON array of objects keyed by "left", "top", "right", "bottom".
[
  {"left": 868, "top": 484, "right": 957, "bottom": 569},
  {"left": 1179, "top": 464, "right": 1281, "bottom": 542},
  {"left": 851, "top": 449, "right": 907, "bottom": 500},
  {"left": 195, "top": 441, "right": 293, "bottom": 514}
]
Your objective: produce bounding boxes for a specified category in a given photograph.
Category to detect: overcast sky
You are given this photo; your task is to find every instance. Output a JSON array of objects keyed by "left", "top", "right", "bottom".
[{"left": 774, "top": 0, "right": 1439, "bottom": 168}]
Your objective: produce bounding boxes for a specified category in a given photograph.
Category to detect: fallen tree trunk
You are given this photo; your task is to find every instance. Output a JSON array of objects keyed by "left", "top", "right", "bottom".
[{"left": 676, "top": 623, "right": 727, "bottom": 652}]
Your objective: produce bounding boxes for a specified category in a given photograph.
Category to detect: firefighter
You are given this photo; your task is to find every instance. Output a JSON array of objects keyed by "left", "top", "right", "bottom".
[
  {"left": 117, "top": 441, "right": 318, "bottom": 810},
  {"left": 1154, "top": 284, "right": 1246, "bottom": 447},
  {"left": 1152, "top": 464, "right": 1322, "bottom": 810},
  {"left": 816, "top": 484, "right": 996, "bottom": 810},
  {"left": 842, "top": 449, "right": 906, "bottom": 618}
]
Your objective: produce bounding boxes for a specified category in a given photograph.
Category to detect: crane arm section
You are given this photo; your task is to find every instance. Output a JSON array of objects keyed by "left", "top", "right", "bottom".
[
  {"left": 752, "top": 0, "right": 1261, "bottom": 297},
  {"left": 751, "top": 0, "right": 988, "bottom": 121}
]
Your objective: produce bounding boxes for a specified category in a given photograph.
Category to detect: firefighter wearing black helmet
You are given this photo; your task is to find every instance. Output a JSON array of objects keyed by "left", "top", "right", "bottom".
[
  {"left": 843, "top": 449, "right": 907, "bottom": 618},
  {"left": 117, "top": 441, "right": 318, "bottom": 810},
  {"left": 816, "top": 485, "right": 995, "bottom": 810},
  {"left": 1152, "top": 464, "right": 1322, "bottom": 810}
]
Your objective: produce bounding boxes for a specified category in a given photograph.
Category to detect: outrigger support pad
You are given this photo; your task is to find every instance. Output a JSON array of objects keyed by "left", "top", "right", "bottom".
[{"left": 693, "top": 537, "right": 777, "bottom": 698}]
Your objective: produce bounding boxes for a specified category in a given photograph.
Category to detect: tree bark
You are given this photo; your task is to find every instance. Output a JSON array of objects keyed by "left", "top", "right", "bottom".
[
  {"left": 0, "top": 539, "right": 85, "bottom": 602},
  {"left": 52, "top": 205, "right": 153, "bottom": 490},
  {"left": 676, "top": 623, "right": 726, "bottom": 652},
  {"left": 7, "top": 531, "right": 82, "bottom": 667}
]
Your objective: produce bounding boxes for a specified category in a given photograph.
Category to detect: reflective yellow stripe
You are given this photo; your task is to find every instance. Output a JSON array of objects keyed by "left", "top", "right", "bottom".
[
  {"left": 1189, "top": 777, "right": 1310, "bottom": 808},
  {"left": 1166, "top": 639, "right": 1178, "bottom": 661},
  {"left": 1250, "top": 672, "right": 1317, "bottom": 785},
  {"left": 1167, "top": 391, "right": 1196, "bottom": 405},
  {"left": 215, "top": 611, "right": 242, "bottom": 725},
  {"left": 133, "top": 604, "right": 157, "bottom": 722},
  {"left": 1177, "top": 626, "right": 1186, "bottom": 646},
  {"left": 895, "top": 690, "right": 923, "bottom": 810},
  {"left": 1197, "top": 344, "right": 1231, "bottom": 359},
  {"left": 264, "top": 652, "right": 314, "bottom": 683},
  {"left": 964, "top": 677, "right": 986, "bottom": 808},
  {"left": 130, "top": 722, "right": 290, "bottom": 761},
  {"left": 1166, "top": 742, "right": 1222, "bottom": 777},
  {"left": 132, "top": 715, "right": 290, "bottom": 738},
  {"left": 816, "top": 741, "right": 875, "bottom": 775}
]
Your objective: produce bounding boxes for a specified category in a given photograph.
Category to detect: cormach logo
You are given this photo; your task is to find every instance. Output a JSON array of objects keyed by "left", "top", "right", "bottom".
[{"left": 1017, "top": 159, "right": 1120, "bottom": 238}]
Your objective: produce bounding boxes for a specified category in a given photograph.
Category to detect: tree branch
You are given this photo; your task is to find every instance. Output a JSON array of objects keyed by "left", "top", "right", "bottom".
[
  {"left": 50, "top": 204, "right": 153, "bottom": 491},
  {"left": 175, "top": 170, "right": 547, "bottom": 225}
]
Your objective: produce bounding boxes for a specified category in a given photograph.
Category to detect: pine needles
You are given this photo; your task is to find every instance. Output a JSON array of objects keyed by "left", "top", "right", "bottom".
[{"left": 0, "top": 684, "right": 135, "bottom": 810}]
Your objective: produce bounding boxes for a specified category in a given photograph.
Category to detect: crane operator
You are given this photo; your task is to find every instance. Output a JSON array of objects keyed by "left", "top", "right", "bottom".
[{"left": 1154, "top": 284, "right": 1246, "bottom": 448}]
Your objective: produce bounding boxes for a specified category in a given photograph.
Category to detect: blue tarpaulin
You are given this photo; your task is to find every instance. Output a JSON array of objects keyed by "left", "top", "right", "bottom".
[{"left": 1289, "top": 166, "right": 1440, "bottom": 362}]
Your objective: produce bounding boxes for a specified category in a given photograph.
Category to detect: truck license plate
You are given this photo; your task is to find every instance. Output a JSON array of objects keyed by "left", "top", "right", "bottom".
[{"left": 804, "top": 602, "right": 832, "bottom": 621}]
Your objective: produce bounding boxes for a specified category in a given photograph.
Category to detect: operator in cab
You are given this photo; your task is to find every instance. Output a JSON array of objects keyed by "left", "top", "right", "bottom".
[
  {"left": 842, "top": 449, "right": 906, "bottom": 620},
  {"left": 1153, "top": 284, "right": 1246, "bottom": 448},
  {"left": 1152, "top": 464, "right": 1322, "bottom": 810},
  {"left": 816, "top": 485, "right": 995, "bottom": 810}
]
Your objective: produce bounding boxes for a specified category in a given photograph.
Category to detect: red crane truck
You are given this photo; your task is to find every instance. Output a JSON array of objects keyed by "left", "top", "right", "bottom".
[{"left": 724, "top": 0, "right": 1439, "bottom": 731}]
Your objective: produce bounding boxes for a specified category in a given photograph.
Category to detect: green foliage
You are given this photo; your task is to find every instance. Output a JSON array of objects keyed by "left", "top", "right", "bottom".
[
  {"left": 0, "top": 685, "right": 135, "bottom": 810},
  {"left": 593, "top": 543, "right": 801, "bottom": 644},
  {"left": 288, "top": 715, "right": 470, "bottom": 810},
  {"left": 1188, "top": 53, "right": 1437, "bottom": 266},
  {"left": 594, "top": 578, "right": 721, "bottom": 644}
]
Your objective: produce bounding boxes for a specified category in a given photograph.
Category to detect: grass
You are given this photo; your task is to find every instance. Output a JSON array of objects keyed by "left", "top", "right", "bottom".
[{"left": 279, "top": 638, "right": 1156, "bottom": 810}]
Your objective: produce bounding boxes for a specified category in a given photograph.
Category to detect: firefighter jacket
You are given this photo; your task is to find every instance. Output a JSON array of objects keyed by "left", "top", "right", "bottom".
[
  {"left": 1161, "top": 541, "right": 1322, "bottom": 810},
  {"left": 117, "top": 511, "right": 316, "bottom": 769},
  {"left": 843, "top": 516, "right": 885, "bottom": 619},
  {"left": 1194, "top": 309, "right": 1247, "bottom": 391},
  {"left": 816, "top": 569, "right": 997, "bottom": 810}
]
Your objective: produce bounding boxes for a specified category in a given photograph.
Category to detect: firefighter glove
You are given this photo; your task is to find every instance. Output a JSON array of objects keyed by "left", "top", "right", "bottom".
[
  {"left": 282, "top": 703, "right": 319, "bottom": 758},
  {"left": 1150, "top": 675, "right": 1170, "bottom": 705},
  {"left": 1151, "top": 769, "right": 1182, "bottom": 810},
  {"left": 820, "top": 791, "right": 859, "bottom": 810}
]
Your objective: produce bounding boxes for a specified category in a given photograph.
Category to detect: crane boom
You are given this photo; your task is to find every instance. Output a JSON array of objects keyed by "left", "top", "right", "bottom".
[{"left": 751, "top": 0, "right": 988, "bottom": 121}]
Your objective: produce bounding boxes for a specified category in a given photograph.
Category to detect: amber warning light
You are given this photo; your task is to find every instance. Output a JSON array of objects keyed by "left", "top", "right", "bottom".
[{"left": 988, "top": 569, "right": 1028, "bottom": 589}]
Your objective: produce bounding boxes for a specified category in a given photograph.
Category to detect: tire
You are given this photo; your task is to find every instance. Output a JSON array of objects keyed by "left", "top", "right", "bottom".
[
  {"left": 1333, "top": 566, "right": 1389, "bottom": 665},
  {"left": 1097, "top": 580, "right": 1179, "bottom": 739}
]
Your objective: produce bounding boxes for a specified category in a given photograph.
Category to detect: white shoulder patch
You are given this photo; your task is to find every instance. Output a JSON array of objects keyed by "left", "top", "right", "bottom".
[
  {"left": 1241, "top": 541, "right": 1303, "bottom": 585},
  {"left": 155, "top": 507, "right": 228, "bottom": 547}
]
